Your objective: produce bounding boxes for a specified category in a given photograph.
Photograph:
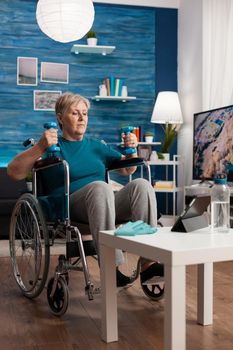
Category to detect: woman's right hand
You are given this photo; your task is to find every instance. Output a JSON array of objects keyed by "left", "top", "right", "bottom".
[{"left": 37, "top": 128, "right": 58, "bottom": 153}]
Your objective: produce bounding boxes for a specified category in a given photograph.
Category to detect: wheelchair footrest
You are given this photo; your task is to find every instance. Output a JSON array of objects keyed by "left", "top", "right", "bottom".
[{"left": 66, "top": 240, "right": 97, "bottom": 259}]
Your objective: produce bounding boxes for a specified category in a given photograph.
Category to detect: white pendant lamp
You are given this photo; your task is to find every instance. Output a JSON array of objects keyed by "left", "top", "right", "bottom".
[{"left": 36, "top": 0, "right": 95, "bottom": 43}]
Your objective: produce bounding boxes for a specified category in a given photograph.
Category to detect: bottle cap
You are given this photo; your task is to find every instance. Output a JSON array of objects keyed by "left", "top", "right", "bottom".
[{"left": 214, "top": 174, "right": 227, "bottom": 184}]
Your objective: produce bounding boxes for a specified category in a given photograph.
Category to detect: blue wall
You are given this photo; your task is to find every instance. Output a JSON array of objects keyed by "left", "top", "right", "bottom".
[{"left": 0, "top": 1, "right": 177, "bottom": 167}]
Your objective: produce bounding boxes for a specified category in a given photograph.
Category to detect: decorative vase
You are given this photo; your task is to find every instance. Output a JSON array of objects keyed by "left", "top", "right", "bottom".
[
  {"left": 99, "top": 84, "right": 107, "bottom": 96},
  {"left": 145, "top": 136, "right": 153, "bottom": 143},
  {"left": 150, "top": 151, "right": 158, "bottom": 161},
  {"left": 121, "top": 86, "right": 128, "bottom": 98},
  {"left": 161, "top": 153, "right": 170, "bottom": 161},
  {"left": 87, "top": 38, "right": 97, "bottom": 46}
]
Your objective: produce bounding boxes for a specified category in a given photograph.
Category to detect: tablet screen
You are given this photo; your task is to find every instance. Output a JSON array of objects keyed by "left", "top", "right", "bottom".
[
  {"left": 181, "top": 196, "right": 210, "bottom": 219},
  {"left": 171, "top": 195, "right": 210, "bottom": 232}
]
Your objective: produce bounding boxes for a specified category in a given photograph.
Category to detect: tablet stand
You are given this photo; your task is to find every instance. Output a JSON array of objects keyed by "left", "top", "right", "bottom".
[{"left": 171, "top": 213, "right": 209, "bottom": 232}]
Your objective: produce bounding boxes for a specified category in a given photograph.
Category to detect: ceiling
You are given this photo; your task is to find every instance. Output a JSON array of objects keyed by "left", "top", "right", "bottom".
[{"left": 93, "top": 0, "right": 180, "bottom": 9}]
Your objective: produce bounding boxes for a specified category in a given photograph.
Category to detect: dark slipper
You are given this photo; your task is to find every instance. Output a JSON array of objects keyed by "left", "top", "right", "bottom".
[
  {"left": 140, "top": 262, "right": 164, "bottom": 284},
  {"left": 116, "top": 269, "right": 131, "bottom": 287}
]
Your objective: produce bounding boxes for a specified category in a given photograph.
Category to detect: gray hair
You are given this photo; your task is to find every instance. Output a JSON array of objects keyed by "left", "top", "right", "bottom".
[{"left": 55, "top": 92, "right": 90, "bottom": 129}]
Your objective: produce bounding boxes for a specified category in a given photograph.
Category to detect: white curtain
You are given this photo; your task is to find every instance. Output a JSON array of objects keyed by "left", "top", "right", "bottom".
[
  {"left": 178, "top": 0, "right": 203, "bottom": 187},
  {"left": 178, "top": 0, "right": 233, "bottom": 187},
  {"left": 203, "top": 0, "right": 233, "bottom": 110}
]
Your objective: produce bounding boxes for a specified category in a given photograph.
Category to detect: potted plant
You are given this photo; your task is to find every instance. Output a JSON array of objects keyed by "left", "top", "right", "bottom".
[
  {"left": 144, "top": 131, "right": 154, "bottom": 143},
  {"left": 159, "top": 123, "right": 177, "bottom": 160},
  {"left": 86, "top": 29, "right": 97, "bottom": 46}
]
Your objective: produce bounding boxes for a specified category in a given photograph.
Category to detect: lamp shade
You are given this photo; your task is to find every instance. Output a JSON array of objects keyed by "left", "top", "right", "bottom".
[
  {"left": 36, "top": 0, "right": 95, "bottom": 43},
  {"left": 151, "top": 91, "right": 183, "bottom": 124}
]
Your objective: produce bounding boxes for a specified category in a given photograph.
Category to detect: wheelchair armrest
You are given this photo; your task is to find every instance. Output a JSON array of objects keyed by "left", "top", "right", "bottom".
[
  {"left": 34, "top": 156, "right": 63, "bottom": 170},
  {"left": 107, "top": 157, "right": 145, "bottom": 171}
]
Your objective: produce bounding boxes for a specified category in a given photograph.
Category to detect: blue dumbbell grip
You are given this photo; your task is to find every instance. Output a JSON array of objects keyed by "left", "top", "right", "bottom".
[
  {"left": 44, "top": 122, "right": 60, "bottom": 155},
  {"left": 124, "top": 147, "right": 137, "bottom": 155},
  {"left": 44, "top": 122, "right": 57, "bottom": 129},
  {"left": 47, "top": 145, "right": 60, "bottom": 153},
  {"left": 121, "top": 127, "right": 137, "bottom": 154}
]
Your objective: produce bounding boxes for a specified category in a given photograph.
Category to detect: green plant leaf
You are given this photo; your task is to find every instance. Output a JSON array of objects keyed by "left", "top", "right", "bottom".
[
  {"left": 144, "top": 131, "right": 154, "bottom": 136},
  {"left": 157, "top": 152, "right": 164, "bottom": 159},
  {"left": 161, "top": 124, "right": 177, "bottom": 153},
  {"left": 86, "top": 30, "right": 96, "bottom": 38}
]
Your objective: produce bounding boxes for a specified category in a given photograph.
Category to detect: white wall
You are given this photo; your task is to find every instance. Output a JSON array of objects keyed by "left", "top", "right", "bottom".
[
  {"left": 93, "top": 0, "right": 179, "bottom": 8},
  {"left": 178, "top": 0, "right": 203, "bottom": 186},
  {"left": 97, "top": 0, "right": 201, "bottom": 187},
  {"left": 96, "top": 0, "right": 202, "bottom": 188}
]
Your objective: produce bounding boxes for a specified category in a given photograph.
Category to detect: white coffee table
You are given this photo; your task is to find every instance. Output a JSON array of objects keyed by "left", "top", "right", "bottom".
[{"left": 99, "top": 227, "right": 233, "bottom": 350}]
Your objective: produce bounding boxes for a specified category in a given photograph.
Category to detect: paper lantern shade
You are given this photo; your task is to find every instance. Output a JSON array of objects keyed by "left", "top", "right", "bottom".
[{"left": 36, "top": 0, "right": 95, "bottom": 43}]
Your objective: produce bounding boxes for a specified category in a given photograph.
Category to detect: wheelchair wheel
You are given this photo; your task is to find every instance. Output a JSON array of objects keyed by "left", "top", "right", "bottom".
[
  {"left": 9, "top": 193, "right": 50, "bottom": 298},
  {"left": 47, "top": 276, "right": 69, "bottom": 316},
  {"left": 141, "top": 281, "right": 165, "bottom": 301}
]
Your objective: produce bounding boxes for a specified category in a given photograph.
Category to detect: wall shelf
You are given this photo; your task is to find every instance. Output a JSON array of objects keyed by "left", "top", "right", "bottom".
[
  {"left": 71, "top": 44, "right": 116, "bottom": 56},
  {"left": 147, "top": 155, "right": 184, "bottom": 217},
  {"left": 108, "top": 142, "right": 161, "bottom": 146},
  {"left": 153, "top": 187, "right": 182, "bottom": 193},
  {"left": 92, "top": 96, "right": 136, "bottom": 102},
  {"left": 138, "top": 142, "right": 161, "bottom": 146},
  {"left": 147, "top": 160, "right": 181, "bottom": 166}
]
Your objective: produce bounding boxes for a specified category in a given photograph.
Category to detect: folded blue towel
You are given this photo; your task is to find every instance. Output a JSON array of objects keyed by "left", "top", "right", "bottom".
[{"left": 115, "top": 220, "right": 157, "bottom": 236}]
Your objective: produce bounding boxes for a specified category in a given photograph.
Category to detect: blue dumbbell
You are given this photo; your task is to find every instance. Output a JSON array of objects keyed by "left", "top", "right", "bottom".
[
  {"left": 121, "top": 126, "right": 137, "bottom": 155},
  {"left": 44, "top": 122, "right": 60, "bottom": 156}
]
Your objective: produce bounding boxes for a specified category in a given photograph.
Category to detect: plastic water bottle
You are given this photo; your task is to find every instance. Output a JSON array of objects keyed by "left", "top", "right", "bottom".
[{"left": 210, "top": 174, "right": 230, "bottom": 233}]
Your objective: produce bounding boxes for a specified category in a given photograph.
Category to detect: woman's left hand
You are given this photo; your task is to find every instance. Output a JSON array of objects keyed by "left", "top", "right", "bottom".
[{"left": 121, "top": 132, "right": 138, "bottom": 149}]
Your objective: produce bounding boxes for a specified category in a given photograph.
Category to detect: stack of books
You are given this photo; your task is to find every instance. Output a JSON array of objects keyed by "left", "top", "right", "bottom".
[
  {"left": 103, "top": 76, "right": 124, "bottom": 96},
  {"left": 153, "top": 181, "right": 175, "bottom": 189}
]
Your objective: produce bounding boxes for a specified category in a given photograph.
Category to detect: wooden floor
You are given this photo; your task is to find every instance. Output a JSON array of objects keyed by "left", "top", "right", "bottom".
[{"left": 1, "top": 254, "right": 233, "bottom": 350}]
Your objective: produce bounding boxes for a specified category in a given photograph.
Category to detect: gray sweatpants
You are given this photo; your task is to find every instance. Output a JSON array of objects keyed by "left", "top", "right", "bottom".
[{"left": 69, "top": 178, "right": 157, "bottom": 265}]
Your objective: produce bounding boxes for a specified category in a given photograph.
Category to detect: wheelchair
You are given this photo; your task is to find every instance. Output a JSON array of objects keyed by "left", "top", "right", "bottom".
[{"left": 9, "top": 147, "right": 164, "bottom": 316}]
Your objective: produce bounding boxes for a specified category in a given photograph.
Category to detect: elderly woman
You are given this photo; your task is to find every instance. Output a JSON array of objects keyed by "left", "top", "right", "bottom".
[{"left": 7, "top": 92, "right": 163, "bottom": 286}]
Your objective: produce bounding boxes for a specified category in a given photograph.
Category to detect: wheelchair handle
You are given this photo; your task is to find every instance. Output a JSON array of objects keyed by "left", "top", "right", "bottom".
[
  {"left": 44, "top": 122, "right": 60, "bottom": 155},
  {"left": 121, "top": 126, "right": 137, "bottom": 155},
  {"left": 23, "top": 138, "right": 35, "bottom": 147}
]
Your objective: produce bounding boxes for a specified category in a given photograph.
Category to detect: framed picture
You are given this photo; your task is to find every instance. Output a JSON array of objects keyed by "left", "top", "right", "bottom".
[
  {"left": 17, "top": 57, "right": 38, "bottom": 86},
  {"left": 40, "top": 62, "right": 69, "bottom": 84},
  {"left": 33, "top": 90, "right": 62, "bottom": 111}
]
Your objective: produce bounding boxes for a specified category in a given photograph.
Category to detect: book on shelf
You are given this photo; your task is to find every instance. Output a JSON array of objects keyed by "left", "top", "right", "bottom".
[
  {"left": 118, "top": 79, "right": 124, "bottom": 96},
  {"left": 133, "top": 127, "right": 140, "bottom": 141},
  {"left": 114, "top": 78, "right": 120, "bottom": 96},
  {"left": 139, "top": 125, "right": 144, "bottom": 141},
  {"left": 154, "top": 180, "right": 175, "bottom": 189},
  {"left": 110, "top": 75, "right": 115, "bottom": 96},
  {"left": 104, "top": 78, "right": 110, "bottom": 96}
]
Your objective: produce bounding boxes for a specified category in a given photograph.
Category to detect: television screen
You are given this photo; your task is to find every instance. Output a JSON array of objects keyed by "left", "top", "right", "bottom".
[{"left": 193, "top": 105, "right": 233, "bottom": 180}]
